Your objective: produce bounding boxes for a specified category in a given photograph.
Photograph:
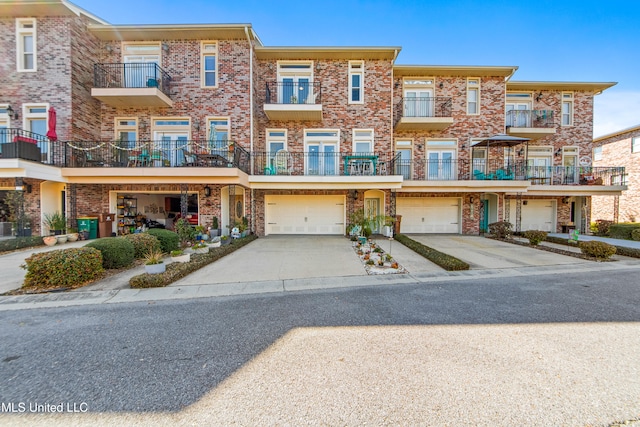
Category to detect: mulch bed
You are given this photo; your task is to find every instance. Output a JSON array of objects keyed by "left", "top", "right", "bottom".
[{"left": 489, "top": 236, "right": 615, "bottom": 262}]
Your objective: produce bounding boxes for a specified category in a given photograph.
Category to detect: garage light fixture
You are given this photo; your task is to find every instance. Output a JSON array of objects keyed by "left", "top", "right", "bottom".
[
  {"left": 349, "top": 189, "right": 359, "bottom": 200},
  {"left": 203, "top": 185, "right": 211, "bottom": 197}
]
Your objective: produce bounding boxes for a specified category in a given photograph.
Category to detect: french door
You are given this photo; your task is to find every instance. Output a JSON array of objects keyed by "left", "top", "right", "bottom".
[
  {"left": 427, "top": 150, "right": 456, "bottom": 180},
  {"left": 124, "top": 55, "right": 159, "bottom": 88},
  {"left": 404, "top": 89, "right": 433, "bottom": 117},
  {"left": 280, "top": 76, "right": 310, "bottom": 104},
  {"left": 155, "top": 132, "right": 188, "bottom": 166},
  {"left": 506, "top": 103, "right": 530, "bottom": 127},
  {"left": 307, "top": 143, "right": 337, "bottom": 176}
]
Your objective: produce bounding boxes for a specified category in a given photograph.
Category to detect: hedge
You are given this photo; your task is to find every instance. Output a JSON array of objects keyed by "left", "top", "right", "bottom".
[
  {"left": 608, "top": 223, "right": 640, "bottom": 240},
  {"left": 123, "top": 233, "right": 162, "bottom": 259},
  {"left": 545, "top": 235, "right": 640, "bottom": 259},
  {"left": 147, "top": 228, "right": 180, "bottom": 253},
  {"left": 394, "top": 234, "right": 469, "bottom": 271},
  {"left": 22, "top": 247, "right": 104, "bottom": 289},
  {"left": 579, "top": 241, "right": 617, "bottom": 260},
  {"left": 0, "top": 236, "right": 44, "bottom": 253},
  {"left": 130, "top": 235, "right": 258, "bottom": 288},
  {"left": 523, "top": 230, "right": 548, "bottom": 246},
  {"left": 86, "top": 237, "right": 135, "bottom": 269}
]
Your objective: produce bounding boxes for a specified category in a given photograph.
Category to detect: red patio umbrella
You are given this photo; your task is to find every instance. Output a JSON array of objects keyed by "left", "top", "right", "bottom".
[{"left": 46, "top": 107, "right": 57, "bottom": 141}]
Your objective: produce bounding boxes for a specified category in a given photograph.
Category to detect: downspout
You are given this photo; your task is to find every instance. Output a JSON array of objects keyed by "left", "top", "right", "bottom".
[{"left": 245, "top": 26, "right": 255, "bottom": 234}]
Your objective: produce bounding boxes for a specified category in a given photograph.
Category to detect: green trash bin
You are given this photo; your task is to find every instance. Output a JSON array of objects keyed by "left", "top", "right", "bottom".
[{"left": 78, "top": 216, "right": 98, "bottom": 240}]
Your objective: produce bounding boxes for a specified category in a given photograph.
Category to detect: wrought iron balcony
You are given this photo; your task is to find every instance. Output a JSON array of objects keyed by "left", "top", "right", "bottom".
[
  {"left": 252, "top": 151, "right": 400, "bottom": 176},
  {"left": 505, "top": 110, "right": 555, "bottom": 139},
  {"left": 395, "top": 96, "right": 453, "bottom": 130},
  {"left": 92, "top": 63, "right": 173, "bottom": 107},
  {"left": 0, "top": 128, "right": 57, "bottom": 164},
  {"left": 63, "top": 139, "right": 250, "bottom": 173},
  {"left": 264, "top": 81, "right": 323, "bottom": 121}
]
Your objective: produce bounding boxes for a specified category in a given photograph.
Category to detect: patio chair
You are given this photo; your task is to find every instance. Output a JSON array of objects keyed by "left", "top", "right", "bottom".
[
  {"left": 473, "top": 170, "right": 486, "bottom": 180},
  {"left": 274, "top": 149, "right": 293, "bottom": 175},
  {"left": 496, "top": 169, "right": 514, "bottom": 180}
]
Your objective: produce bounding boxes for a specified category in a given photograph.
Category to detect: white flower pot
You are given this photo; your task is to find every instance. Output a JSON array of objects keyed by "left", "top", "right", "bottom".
[
  {"left": 171, "top": 253, "right": 191, "bottom": 263},
  {"left": 145, "top": 262, "right": 166, "bottom": 274},
  {"left": 56, "top": 235, "right": 68, "bottom": 244},
  {"left": 67, "top": 233, "right": 79, "bottom": 242},
  {"left": 194, "top": 247, "right": 209, "bottom": 254},
  {"left": 208, "top": 241, "right": 221, "bottom": 248}
]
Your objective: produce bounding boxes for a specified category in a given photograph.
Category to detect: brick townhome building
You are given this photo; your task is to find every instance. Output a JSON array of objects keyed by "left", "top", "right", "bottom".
[
  {"left": 592, "top": 125, "right": 640, "bottom": 223},
  {"left": 0, "top": 0, "right": 627, "bottom": 238}
]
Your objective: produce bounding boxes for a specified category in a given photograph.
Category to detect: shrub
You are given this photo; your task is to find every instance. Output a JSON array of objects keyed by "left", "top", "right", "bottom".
[
  {"left": 632, "top": 229, "right": 640, "bottom": 242},
  {"left": 0, "top": 236, "right": 44, "bottom": 253},
  {"left": 579, "top": 241, "right": 617, "bottom": 260},
  {"left": 593, "top": 219, "right": 613, "bottom": 236},
  {"left": 147, "top": 228, "right": 180, "bottom": 253},
  {"left": 22, "top": 247, "right": 104, "bottom": 289},
  {"left": 86, "top": 237, "right": 135, "bottom": 269},
  {"left": 523, "top": 230, "right": 548, "bottom": 246},
  {"left": 123, "top": 233, "right": 162, "bottom": 259},
  {"left": 130, "top": 234, "right": 258, "bottom": 288},
  {"left": 609, "top": 223, "right": 640, "bottom": 240},
  {"left": 394, "top": 234, "right": 469, "bottom": 271},
  {"left": 488, "top": 221, "right": 513, "bottom": 239}
]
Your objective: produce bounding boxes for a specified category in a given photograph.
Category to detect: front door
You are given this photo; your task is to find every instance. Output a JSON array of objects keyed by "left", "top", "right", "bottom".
[
  {"left": 365, "top": 198, "right": 380, "bottom": 234},
  {"left": 480, "top": 199, "right": 489, "bottom": 233}
]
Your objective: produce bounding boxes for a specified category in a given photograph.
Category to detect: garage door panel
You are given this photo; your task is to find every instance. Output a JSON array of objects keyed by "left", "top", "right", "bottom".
[
  {"left": 509, "top": 200, "right": 555, "bottom": 232},
  {"left": 266, "top": 195, "right": 344, "bottom": 235},
  {"left": 397, "top": 198, "right": 460, "bottom": 234}
]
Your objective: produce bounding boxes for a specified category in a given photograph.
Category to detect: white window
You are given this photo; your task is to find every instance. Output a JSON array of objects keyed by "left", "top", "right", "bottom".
[
  {"left": 201, "top": 42, "right": 217, "bottom": 88},
  {"left": 115, "top": 118, "right": 138, "bottom": 148},
  {"left": 352, "top": 129, "right": 373, "bottom": 153},
  {"left": 506, "top": 92, "right": 532, "bottom": 127},
  {"left": 122, "top": 43, "right": 161, "bottom": 88},
  {"left": 395, "top": 139, "right": 413, "bottom": 179},
  {"left": 467, "top": 78, "right": 480, "bottom": 114},
  {"left": 266, "top": 129, "right": 287, "bottom": 172},
  {"left": 632, "top": 137, "right": 640, "bottom": 153},
  {"left": 278, "top": 62, "right": 314, "bottom": 104},
  {"left": 593, "top": 146, "right": 602, "bottom": 161},
  {"left": 23, "top": 103, "right": 48, "bottom": 161},
  {"left": 16, "top": 18, "right": 36, "bottom": 72},
  {"left": 152, "top": 118, "right": 190, "bottom": 166},
  {"left": 403, "top": 79, "right": 434, "bottom": 117},
  {"left": 305, "top": 130, "right": 339, "bottom": 176},
  {"left": 426, "top": 140, "right": 457, "bottom": 180},
  {"left": 562, "top": 92, "right": 573, "bottom": 126},
  {"left": 349, "top": 61, "right": 364, "bottom": 104}
]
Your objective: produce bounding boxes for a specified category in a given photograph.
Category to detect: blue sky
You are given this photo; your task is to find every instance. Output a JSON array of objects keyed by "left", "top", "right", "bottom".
[{"left": 72, "top": 0, "right": 640, "bottom": 137}]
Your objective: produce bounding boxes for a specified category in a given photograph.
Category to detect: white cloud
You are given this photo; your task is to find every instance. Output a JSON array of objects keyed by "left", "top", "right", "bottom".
[{"left": 593, "top": 91, "right": 640, "bottom": 138}]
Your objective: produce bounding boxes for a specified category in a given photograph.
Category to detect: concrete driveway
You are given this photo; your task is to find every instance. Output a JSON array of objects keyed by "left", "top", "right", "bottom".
[{"left": 406, "top": 234, "right": 581, "bottom": 269}]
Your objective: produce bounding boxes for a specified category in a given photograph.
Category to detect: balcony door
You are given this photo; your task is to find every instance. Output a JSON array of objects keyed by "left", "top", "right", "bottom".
[
  {"left": 404, "top": 89, "right": 433, "bottom": 118},
  {"left": 506, "top": 102, "right": 531, "bottom": 127},
  {"left": 278, "top": 62, "right": 312, "bottom": 104},
  {"left": 305, "top": 130, "right": 338, "bottom": 176},
  {"left": 427, "top": 150, "right": 456, "bottom": 180},
  {"left": 123, "top": 43, "right": 161, "bottom": 88},
  {"left": 155, "top": 132, "right": 188, "bottom": 166}
]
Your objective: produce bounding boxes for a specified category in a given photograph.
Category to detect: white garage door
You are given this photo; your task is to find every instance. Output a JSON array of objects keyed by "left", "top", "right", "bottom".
[
  {"left": 265, "top": 195, "right": 345, "bottom": 235},
  {"left": 509, "top": 199, "right": 555, "bottom": 232},
  {"left": 397, "top": 197, "right": 461, "bottom": 233}
]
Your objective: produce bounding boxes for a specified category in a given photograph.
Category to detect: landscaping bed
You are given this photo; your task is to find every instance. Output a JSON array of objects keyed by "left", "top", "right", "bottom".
[{"left": 394, "top": 234, "right": 469, "bottom": 271}]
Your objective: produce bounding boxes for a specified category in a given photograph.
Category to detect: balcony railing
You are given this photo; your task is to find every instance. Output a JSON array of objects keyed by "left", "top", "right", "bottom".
[
  {"left": 0, "top": 128, "right": 58, "bottom": 164},
  {"left": 506, "top": 110, "right": 554, "bottom": 128},
  {"left": 399, "top": 97, "right": 452, "bottom": 118},
  {"left": 265, "top": 81, "right": 322, "bottom": 104},
  {"left": 252, "top": 151, "right": 400, "bottom": 176},
  {"left": 93, "top": 63, "right": 172, "bottom": 97},
  {"left": 63, "top": 140, "right": 250, "bottom": 173}
]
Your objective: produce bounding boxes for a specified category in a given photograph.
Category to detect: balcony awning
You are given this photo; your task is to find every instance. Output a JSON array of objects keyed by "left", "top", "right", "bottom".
[{"left": 473, "top": 134, "right": 530, "bottom": 147}]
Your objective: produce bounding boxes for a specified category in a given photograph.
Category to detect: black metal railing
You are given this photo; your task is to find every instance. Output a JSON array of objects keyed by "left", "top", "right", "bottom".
[
  {"left": 398, "top": 96, "right": 453, "bottom": 118},
  {"left": 506, "top": 109, "right": 554, "bottom": 128},
  {"left": 252, "top": 151, "right": 400, "bottom": 176},
  {"left": 63, "top": 139, "right": 249, "bottom": 173},
  {"left": 94, "top": 63, "right": 172, "bottom": 97},
  {"left": 0, "top": 128, "right": 63, "bottom": 164},
  {"left": 265, "top": 81, "right": 322, "bottom": 104}
]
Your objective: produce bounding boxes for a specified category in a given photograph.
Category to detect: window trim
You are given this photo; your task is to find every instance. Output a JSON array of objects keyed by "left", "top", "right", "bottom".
[
  {"left": 348, "top": 61, "right": 364, "bottom": 104},
  {"left": 114, "top": 118, "right": 139, "bottom": 146},
  {"left": 561, "top": 91, "right": 574, "bottom": 126},
  {"left": 352, "top": 128, "right": 374, "bottom": 153},
  {"left": 632, "top": 137, "right": 640, "bottom": 154},
  {"left": 467, "top": 78, "right": 480, "bottom": 115},
  {"left": 206, "top": 116, "right": 230, "bottom": 146},
  {"left": 201, "top": 41, "right": 218, "bottom": 89},
  {"left": 593, "top": 146, "right": 603, "bottom": 161},
  {"left": 16, "top": 18, "right": 36, "bottom": 72}
]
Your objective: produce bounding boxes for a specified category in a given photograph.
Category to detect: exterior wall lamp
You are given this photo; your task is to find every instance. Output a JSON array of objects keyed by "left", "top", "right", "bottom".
[
  {"left": 6, "top": 105, "right": 18, "bottom": 120},
  {"left": 349, "top": 189, "right": 359, "bottom": 200},
  {"left": 204, "top": 185, "right": 211, "bottom": 197}
]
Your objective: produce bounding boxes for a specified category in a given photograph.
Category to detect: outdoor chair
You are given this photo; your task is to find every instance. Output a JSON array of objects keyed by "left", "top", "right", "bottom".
[{"left": 274, "top": 149, "right": 293, "bottom": 175}]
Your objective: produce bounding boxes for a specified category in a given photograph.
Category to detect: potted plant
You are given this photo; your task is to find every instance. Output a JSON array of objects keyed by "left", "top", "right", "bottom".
[
  {"left": 44, "top": 211, "right": 67, "bottom": 235},
  {"left": 175, "top": 217, "right": 195, "bottom": 249},
  {"left": 43, "top": 236, "right": 57, "bottom": 246},
  {"left": 210, "top": 217, "right": 219, "bottom": 236},
  {"left": 221, "top": 235, "right": 230, "bottom": 246},
  {"left": 67, "top": 226, "right": 79, "bottom": 242},
  {"left": 192, "top": 241, "right": 209, "bottom": 254},
  {"left": 5, "top": 191, "right": 32, "bottom": 237},
  {"left": 170, "top": 249, "right": 190, "bottom": 263},
  {"left": 194, "top": 225, "right": 208, "bottom": 240},
  {"left": 144, "top": 248, "right": 166, "bottom": 274},
  {"left": 208, "top": 236, "right": 221, "bottom": 248}
]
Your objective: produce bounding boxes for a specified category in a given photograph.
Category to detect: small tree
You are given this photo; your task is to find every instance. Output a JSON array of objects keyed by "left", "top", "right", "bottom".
[{"left": 174, "top": 217, "right": 195, "bottom": 248}]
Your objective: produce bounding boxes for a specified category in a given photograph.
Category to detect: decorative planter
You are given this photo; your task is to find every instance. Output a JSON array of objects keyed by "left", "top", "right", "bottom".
[
  {"left": 241, "top": 231, "right": 248, "bottom": 238},
  {"left": 67, "top": 233, "right": 79, "bottom": 242},
  {"left": 208, "top": 241, "right": 221, "bottom": 248},
  {"left": 56, "top": 235, "right": 68, "bottom": 244},
  {"left": 194, "top": 247, "right": 209, "bottom": 254},
  {"left": 171, "top": 253, "right": 191, "bottom": 263},
  {"left": 145, "top": 262, "right": 166, "bottom": 274},
  {"left": 210, "top": 229, "right": 219, "bottom": 237},
  {"left": 43, "top": 236, "right": 57, "bottom": 246},
  {"left": 221, "top": 238, "right": 230, "bottom": 246}
]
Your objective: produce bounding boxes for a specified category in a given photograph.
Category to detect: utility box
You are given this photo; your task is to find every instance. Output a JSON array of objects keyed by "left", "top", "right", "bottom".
[
  {"left": 78, "top": 216, "right": 98, "bottom": 240},
  {"left": 98, "top": 213, "right": 115, "bottom": 238}
]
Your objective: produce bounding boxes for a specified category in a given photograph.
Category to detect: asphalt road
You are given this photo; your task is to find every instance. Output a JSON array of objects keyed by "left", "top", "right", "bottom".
[{"left": 1, "top": 270, "right": 639, "bottom": 426}]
